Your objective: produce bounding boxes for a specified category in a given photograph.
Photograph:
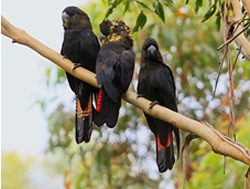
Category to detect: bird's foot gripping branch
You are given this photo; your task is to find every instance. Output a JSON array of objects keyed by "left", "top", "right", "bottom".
[{"left": 1, "top": 15, "right": 250, "bottom": 166}]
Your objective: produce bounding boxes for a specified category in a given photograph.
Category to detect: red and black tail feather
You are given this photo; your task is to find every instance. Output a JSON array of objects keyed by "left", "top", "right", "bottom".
[
  {"left": 75, "top": 97, "right": 93, "bottom": 144},
  {"left": 93, "top": 88, "right": 120, "bottom": 128},
  {"left": 96, "top": 89, "right": 103, "bottom": 112},
  {"left": 155, "top": 131, "right": 175, "bottom": 172}
]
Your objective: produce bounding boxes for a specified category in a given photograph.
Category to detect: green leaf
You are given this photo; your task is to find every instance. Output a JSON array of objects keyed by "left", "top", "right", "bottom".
[
  {"left": 162, "top": 0, "right": 173, "bottom": 6},
  {"left": 104, "top": 0, "right": 123, "bottom": 18},
  {"left": 185, "top": 0, "right": 190, "bottom": 4},
  {"left": 154, "top": 2, "right": 165, "bottom": 21},
  {"left": 133, "top": 11, "right": 147, "bottom": 32},
  {"left": 124, "top": 0, "right": 130, "bottom": 13},
  {"left": 215, "top": 12, "right": 221, "bottom": 31},
  {"left": 195, "top": 0, "right": 203, "bottom": 13},
  {"left": 202, "top": 0, "right": 218, "bottom": 22},
  {"left": 136, "top": 1, "right": 152, "bottom": 11}
]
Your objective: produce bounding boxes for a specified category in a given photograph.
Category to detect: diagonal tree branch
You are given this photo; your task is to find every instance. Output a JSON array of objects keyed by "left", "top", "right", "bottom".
[
  {"left": 243, "top": 0, "right": 250, "bottom": 16},
  {"left": 1, "top": 15, "right": 250, "bottom": 166},
  {"left": 230, "top": 0, "right": 250, "bottom": 60}
]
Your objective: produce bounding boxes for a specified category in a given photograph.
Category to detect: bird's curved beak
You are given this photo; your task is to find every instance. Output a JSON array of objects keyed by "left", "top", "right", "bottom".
[
  {"left": 147, "top": 45, "right": 157, "bottom": 56},
  {"left": 62, "top": 12, "right": 69, "bottom": 29}
]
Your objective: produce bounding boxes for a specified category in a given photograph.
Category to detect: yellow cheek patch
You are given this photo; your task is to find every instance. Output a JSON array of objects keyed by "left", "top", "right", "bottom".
[
  {"left": 109, "top": 34, "right": 121, "bottom": 42},
  {"left": 102, "top": 34, "right": 122, "bottom": 45}
]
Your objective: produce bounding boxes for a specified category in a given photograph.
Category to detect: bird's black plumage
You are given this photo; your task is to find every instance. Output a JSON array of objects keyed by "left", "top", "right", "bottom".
[
  {"left": 137, "top": 38, "right": 180, "bottom": 173},
  {"left": 94, "top": 20, "right": 135, "bottom": 128},
  {"left": 60, "top": 6, "right": 100, "bottom": 144}
]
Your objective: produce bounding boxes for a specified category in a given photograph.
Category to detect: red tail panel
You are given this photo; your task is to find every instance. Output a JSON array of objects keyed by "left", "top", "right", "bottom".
[
  {"left": 156, "top": 135, "right": 163, "bottom": 151},
  {"left": 96, "top": 89, "right": 103, "bottom": 112},
  {"left": 165, "top": 132, "right": 172, "bottom": 148},
  {"left": 83, "top": 98, "right": 92, "bottom": 117},
  {"left": 76, "top": 99, "right": 83, "bottom": 118},
  {"left": 156, "top": 132, "right": 173, "bottom": 150},
  {"left": 75, "top": 97, "right": 93, "bottom": 144},
  {"left": 76, "top": 98, "right": 92, "bottom": 118}
]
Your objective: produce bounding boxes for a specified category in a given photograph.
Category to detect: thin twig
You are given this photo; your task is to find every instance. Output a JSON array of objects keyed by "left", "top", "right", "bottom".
[
  {"left": 217, "top": 23, "right": 250, "bottom": 50},
  {"left": 232, "top": 46, "right": 242, "bottom": 71},
  {"left": 233, "top": 18, "right": 250, "bottom": 34},
  {"left": 222, "top": 1, "right": 229, "bottom": 174},
  {"left": 212, "top": 47, "right": 228, "bottom": 99}
]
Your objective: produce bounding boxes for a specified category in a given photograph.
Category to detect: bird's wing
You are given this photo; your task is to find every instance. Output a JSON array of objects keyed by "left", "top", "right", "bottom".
[
  {"left": 95, "top": 49, "right": 116, "bottom": 84},
  {"left": 120, "top": 50, "right": 135, "bottom": 91},
  {"left": 156, "top": 65, "right": 177, "bottom": 111},
  {"left": 79, "top": 29, "right": 100, "bottom": 64},
  {"left": 156, "top": 65, "right": 180, "bottom": 155},
  {"left": 96, "top": 48, "right": 120, "bottom": 102},
  {"left": 163, "top": 64, "right": 176, "bottom": 94}
]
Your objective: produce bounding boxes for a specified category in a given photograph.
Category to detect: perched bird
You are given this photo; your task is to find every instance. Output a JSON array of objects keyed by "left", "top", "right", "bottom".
[
  {"left": 137, "top": 38, "right": 180, "bottom": 173},
  {"left": 60, "top": 6, "right": 100, "bottom": 143},
  {"left": 94, "top": 20, "right": 135, "bottom": 128}
]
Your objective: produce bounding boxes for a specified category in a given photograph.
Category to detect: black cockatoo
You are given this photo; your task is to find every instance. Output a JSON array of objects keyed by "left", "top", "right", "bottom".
[
  {"left": 137, "top": 38, "right": 180, "bottom": 173},
  {"left": 60, "top": 6, "right": 100, "bottom": 143},
  {"left": 94, "top": 20, "right": 135, "bottom": 128}
]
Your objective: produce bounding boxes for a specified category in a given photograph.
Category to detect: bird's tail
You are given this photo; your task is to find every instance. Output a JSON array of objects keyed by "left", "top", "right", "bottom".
[
  {"left": 75, "top": 97, "right": 93, "bottom": 144},
  {"left": 155, "top": 131, "right": 175, "bottom": 173},
  {"left": 93, "top": 88, "right": 120, "bottom": 128}
]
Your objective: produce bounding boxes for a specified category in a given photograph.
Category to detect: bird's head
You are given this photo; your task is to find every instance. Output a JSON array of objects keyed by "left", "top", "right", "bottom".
[
  {"left": 62, "top": 6, "right": 92, "bottom": 30},
  {"left": 141, "top": 38, "right": 163, "bottom": 63},
  {"left": 100, "top": 19, "right": 130, "bottom": 41}
]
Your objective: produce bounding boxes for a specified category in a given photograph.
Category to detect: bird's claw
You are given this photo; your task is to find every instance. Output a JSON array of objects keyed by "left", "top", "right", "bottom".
[
  {"left": 72, "top": 63, "right": 82, "bottom": 71},
  {"left": 148, "top": 100, "right": 159, "bottom": 110}
]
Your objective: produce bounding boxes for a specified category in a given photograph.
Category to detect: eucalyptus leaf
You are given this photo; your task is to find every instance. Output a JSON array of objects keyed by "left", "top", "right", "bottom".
[
  {"left": 136, "top": 1, "right": 152, "bottom": 11},
  {"left": 154, "top": 2, "right": 165, "bottom": 21},
  {"left": 215, "top": 12, "right": 221, "bottom": 31},
  {"left": 195, "top": 0, "right": 203, "bottom": 14},
  {"left": 124, "top": 0, "right": 130, "bottom": 13},
  {"left": 162, "top": 0, "right": 173, "bottom": 6},
  {"left": 133, "top": 11, "right": 147, "bottom": 32},
  {"left": 105, "top": 0, "right": 123, "bottom": 18},
  {"left": 202, "top": 0, "right": 218, "bottom": 22}
]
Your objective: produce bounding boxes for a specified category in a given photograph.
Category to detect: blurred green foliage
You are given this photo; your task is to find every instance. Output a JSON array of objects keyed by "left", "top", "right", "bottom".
[
  {"left": 2, "top": 152, "right": 32, "bottom": 189},
  {"left": 40, "top": 0, "right": 250, "bottom": 188}
]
